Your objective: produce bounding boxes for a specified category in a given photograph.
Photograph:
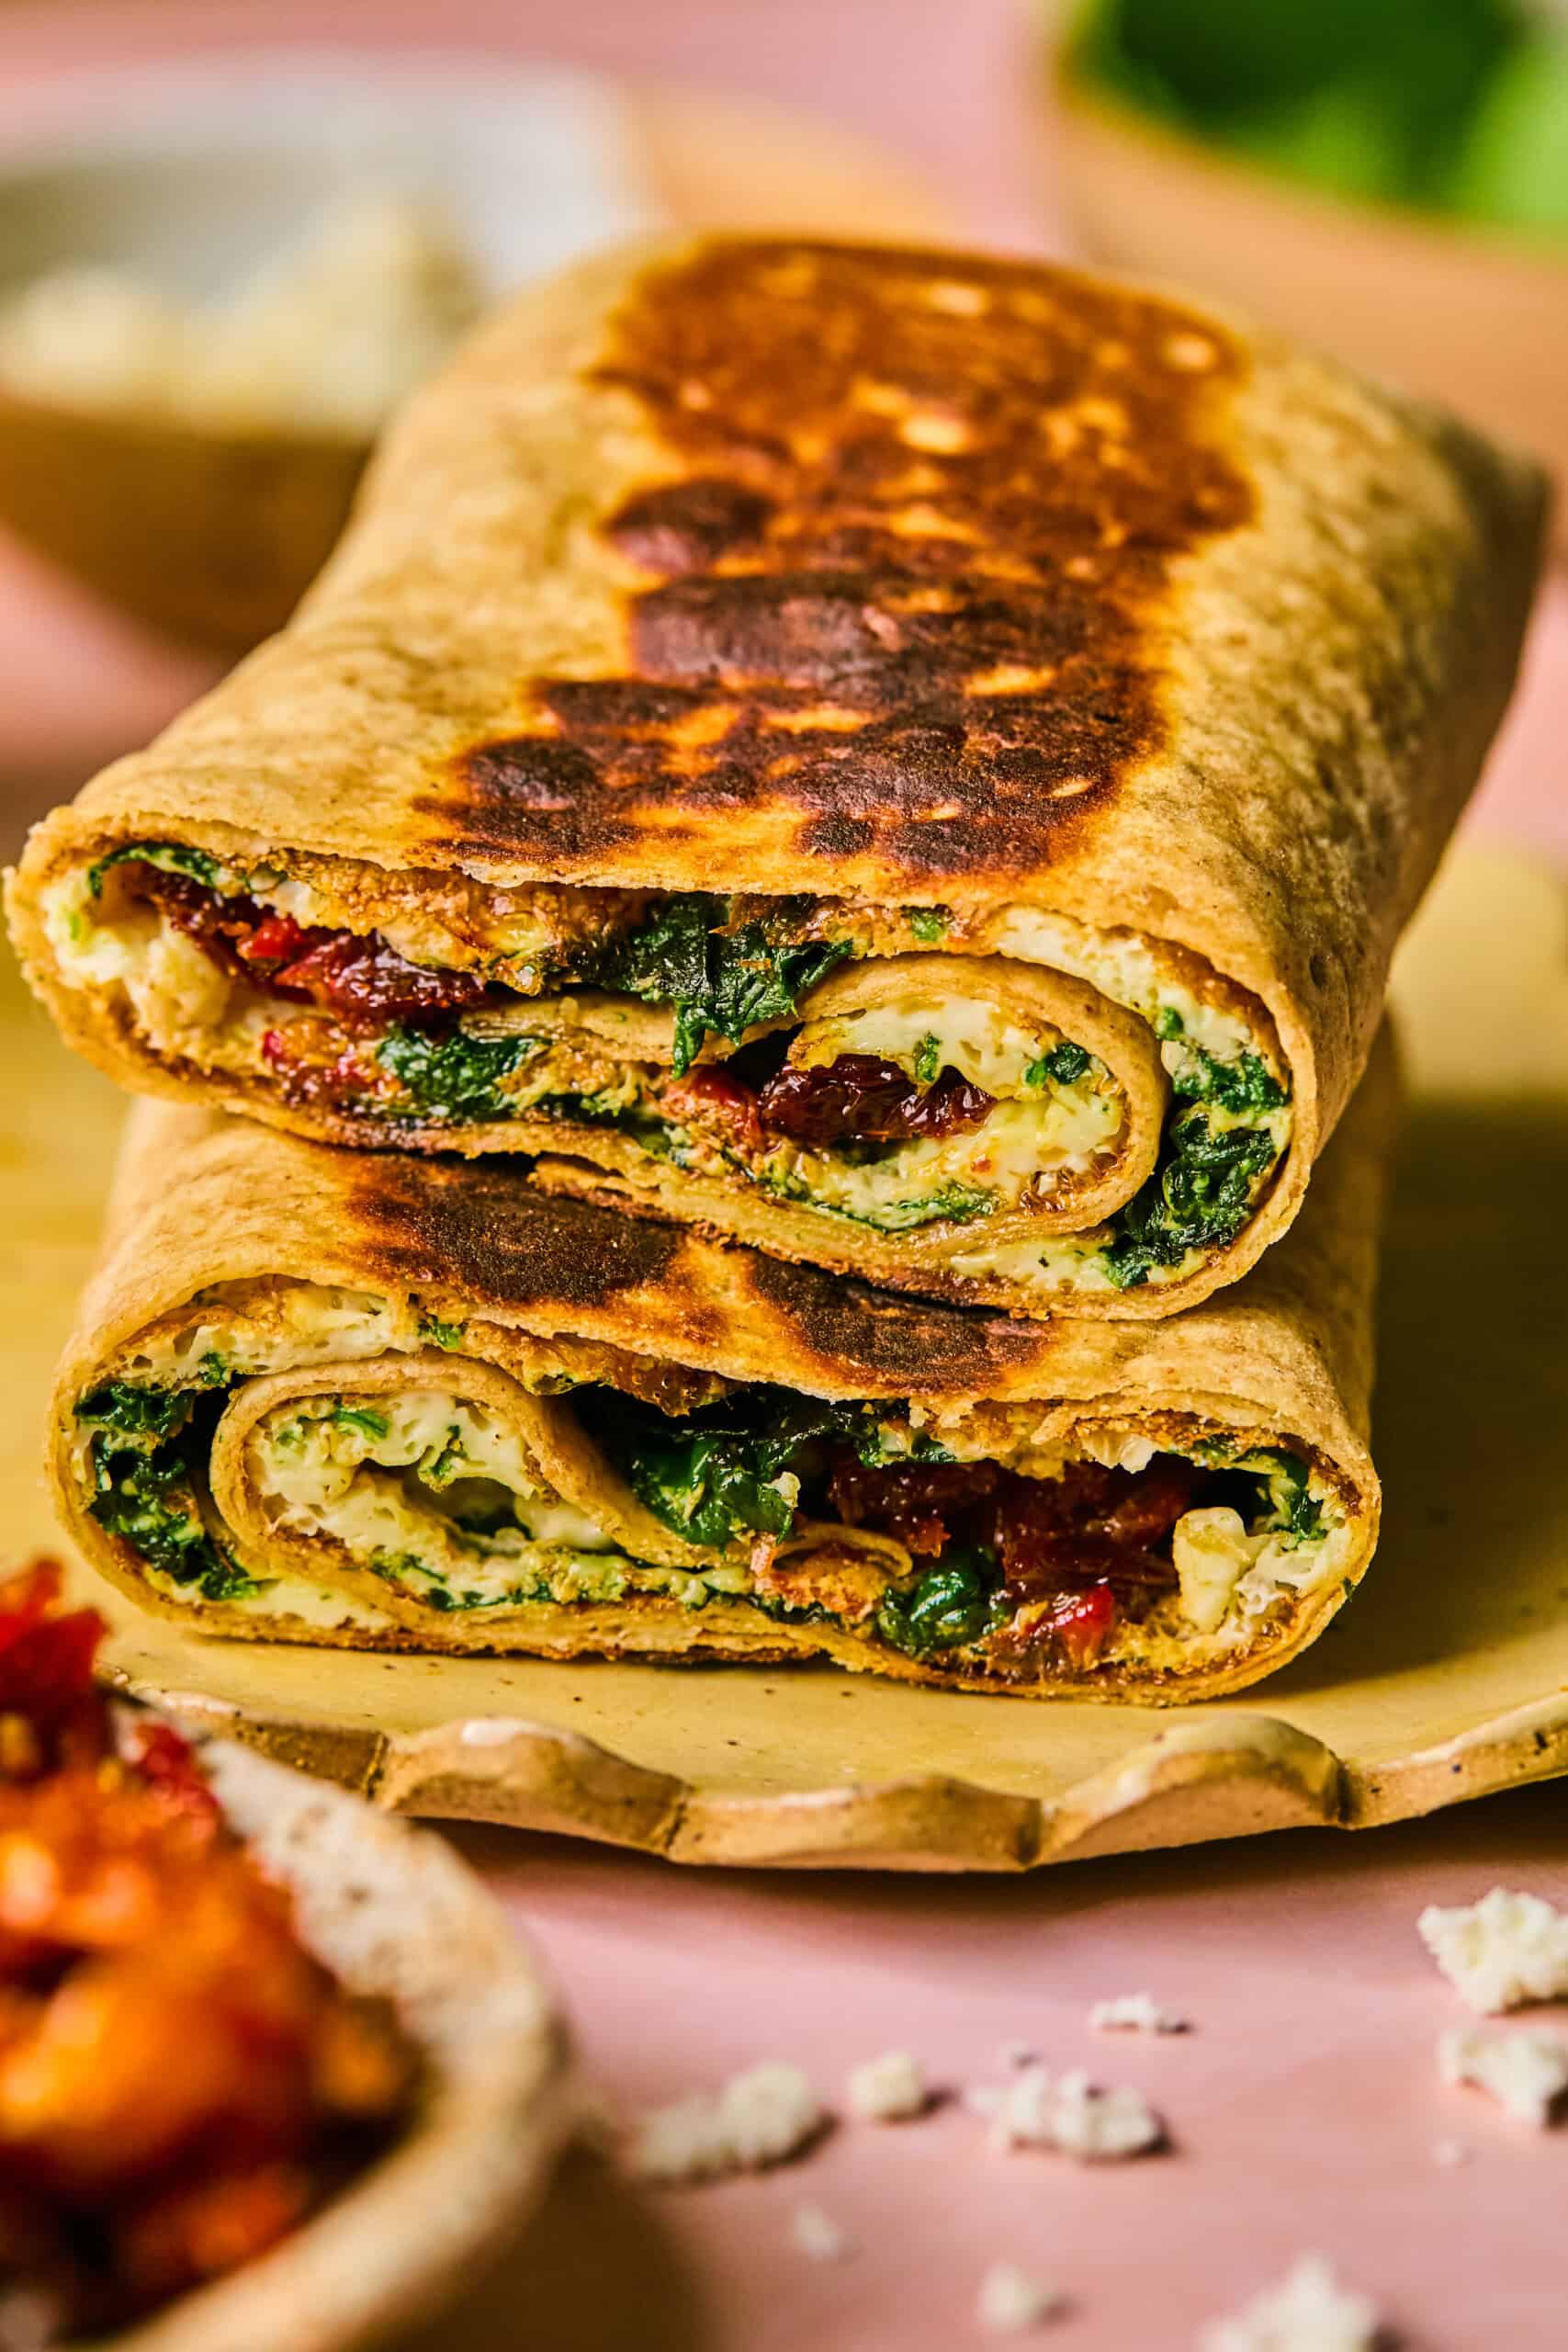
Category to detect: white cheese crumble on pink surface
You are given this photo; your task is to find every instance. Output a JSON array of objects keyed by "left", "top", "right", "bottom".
[
  {"left": 1418, "top": 1886, "right": 1568, "bottom": 2013},
  {"left": 1439, "top": 2025, "right": 1568, "bottom": 2125},
  {"left": 987, "top": 2064, "right": 1164, "bottom": 2161},
  {"left": 791, "top": 2203, "right": 853, "bottom": 2261},
  {"left": 627, "top": 2063, "right": 825, "bottom": 2183},
  {"left": 1199, "top": 2256, "right": 1381, "bottom": 2352},
  {"left": 846, "top": 2049, "right": 929, "bottom": 2121},
  {"left": 976, "top": 2263, "right": 1066, "bottom": 2334},
  {"left": 1089, "top": 1992, "right": 1190, "bottom": 2034},
  {"left": 1430, "top": 2137, "right": 1472, "bottom": 2167}
]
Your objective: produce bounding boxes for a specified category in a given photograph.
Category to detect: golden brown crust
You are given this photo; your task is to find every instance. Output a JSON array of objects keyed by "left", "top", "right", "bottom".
[
  {"left": 48, "top": 1037, "right": 1393, "bottom": 1703},
  {"left": 11, "top": 236, "right": 1536, "bottom": 1316}
]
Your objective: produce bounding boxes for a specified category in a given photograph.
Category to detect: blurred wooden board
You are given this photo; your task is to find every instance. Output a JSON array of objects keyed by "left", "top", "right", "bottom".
[{"left": 6, "top": 845, "right": 1567, "bottom": 1870}]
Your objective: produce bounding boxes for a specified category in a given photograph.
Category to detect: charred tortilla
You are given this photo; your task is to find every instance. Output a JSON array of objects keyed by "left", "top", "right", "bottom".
[
  {"left": 7, "top": 238, "right": 1543, "bottom": 1316},
  {"left": 50, "top": 1035, "right": 1392, "bottom": 1703}
]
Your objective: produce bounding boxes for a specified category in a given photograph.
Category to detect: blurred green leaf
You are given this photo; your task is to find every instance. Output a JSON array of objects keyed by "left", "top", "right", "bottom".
[
  {"left": 1447, "top": 33, "right": 1568, "bottom": 235},
  {"left": 1072, "top": 0, "right": 1527, "bottom": 211}
]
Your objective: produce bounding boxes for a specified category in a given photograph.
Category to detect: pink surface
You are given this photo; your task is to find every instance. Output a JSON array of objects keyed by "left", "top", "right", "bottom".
[
  {"left": 4, "top": 8, "right": 1566, "bottom": 2346},
  {"left": 446, "top": 1790, "right": 1568, "bottom": 2351}
]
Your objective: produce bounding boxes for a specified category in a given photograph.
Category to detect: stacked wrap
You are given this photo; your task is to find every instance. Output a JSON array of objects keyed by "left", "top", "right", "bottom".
[
  {"left": 13, "top": 237, "right": 1547, "bottom": 1699},
  {"left": 7, "top": 238, "right": 1545, "bottom": 1316}
]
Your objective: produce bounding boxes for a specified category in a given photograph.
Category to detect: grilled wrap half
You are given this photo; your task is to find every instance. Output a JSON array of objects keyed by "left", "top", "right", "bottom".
[
  {"left": 11, "top": 238, "right": 1538, "bottom": 1316},
  {"left": 50, "top": 1035, "right": 1392, "bottom": 1703}
]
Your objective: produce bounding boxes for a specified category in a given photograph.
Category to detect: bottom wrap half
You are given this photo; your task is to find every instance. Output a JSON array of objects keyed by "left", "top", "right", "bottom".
[{"left": 51, "top": 1037, "right": 1392, "bottom": 1703}]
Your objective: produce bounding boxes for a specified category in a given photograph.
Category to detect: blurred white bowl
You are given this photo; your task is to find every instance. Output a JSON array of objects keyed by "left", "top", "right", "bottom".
[{"left": 0, "top": 51, "right": 653, "bottom": 649}]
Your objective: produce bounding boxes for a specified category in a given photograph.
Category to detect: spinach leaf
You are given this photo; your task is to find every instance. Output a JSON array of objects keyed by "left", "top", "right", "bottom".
[
  {"left": 875, "top": 1547, "right": 998, "bottom": 1657},
  {"left": 77, "top": 1382, "right": 193, "bottom": 1446},
  {"left": 1264, "top": 1450, "right": 1326, "bottom": 1545},
  {"left": 88, "top": 1437, "right": 254, "bottom": 1601},
  {"left": 913, "top": 1033, "right": 942, "bottom": 1085},
  {"left": 906, "top": 908, "right": 951, "bottom": 944},
  {"left": 1171, "top": 1046, "right": 1286, "bottom": 1115},
  {"left": 1026, "top": 1041, "right": 1091, "bottom": 1088},
  {"left": 418, "top": 1313, "right": 467, "bottom": 1351},
  {"left": 587, "top": 895, "right": 852, "bottom": 1076},
  {"left": 579, "top": 1387, "right": 952, "bottom": 1551},
  {"left": 859, "top": 1181, "right": 996, "bottom": 1234},
  {"left": 378, "top": 1025, "right": 537, "bottom": 1123},
  {"left": 86, "top": 840, "right": 222, "bottom": 899},
  {"left": 333, "top": 1405, "right": 389, "bottom": 1441},
  {"left": 1104, "top": 1111, "right": 1279, "bottom": 1289}
]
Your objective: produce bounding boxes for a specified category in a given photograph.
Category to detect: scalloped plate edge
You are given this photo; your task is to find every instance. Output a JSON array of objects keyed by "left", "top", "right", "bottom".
[{"left": 112, "top": 1675, "right": 1568, "bottom": 1873}]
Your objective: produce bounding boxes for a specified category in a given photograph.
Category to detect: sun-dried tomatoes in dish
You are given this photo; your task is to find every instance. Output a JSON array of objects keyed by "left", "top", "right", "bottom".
[{"left": 0, "top": 1560, "right": 412, "bottom": 2335}]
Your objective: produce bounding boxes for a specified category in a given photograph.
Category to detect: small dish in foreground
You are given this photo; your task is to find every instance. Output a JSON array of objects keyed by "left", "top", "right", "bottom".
[{"left": 111, "top": 1736, "right": 574, "bottom": 2352}]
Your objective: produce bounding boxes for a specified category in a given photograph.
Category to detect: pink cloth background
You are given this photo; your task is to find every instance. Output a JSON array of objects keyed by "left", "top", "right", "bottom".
[{"left": 2, "top": 6, "right": 1565, "bottom": 2344}]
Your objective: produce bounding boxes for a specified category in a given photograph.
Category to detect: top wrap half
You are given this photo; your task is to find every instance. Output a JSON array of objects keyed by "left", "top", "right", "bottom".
[{"left": 7, "top": 236, "right": 1546, "bottom": 1317}]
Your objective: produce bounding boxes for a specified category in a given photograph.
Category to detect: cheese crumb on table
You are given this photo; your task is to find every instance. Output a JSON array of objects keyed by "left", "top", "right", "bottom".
[
  {"left": 1199, "top": 2255, "right": 1381, "bottom": 2351},
  {"left": 627, "top": 2063, "right": 825, "bottom": 2183},
  {"left": 1431, "top": 2137, "right": 1472, "bottom": 2167},
  {"left": 792, "top": 2203, "right": 853, "bottom": 2261},
  {"left": 1089, "top": 1993, "right": 1190, "bottom": 2034},
  {"left": 987, "top": 2064, "right": 1164, "bottom": 2161},
  {"left": 846, "top": 2049, "right": 929, "bottom": 2121},
  {"left": 1418, "top": 1887, "right": 1568, "bottom": 2013},
  {"left": 977, "top": 2263, "right": 1066, "bottom": 2334},
  {"left": 1439, "top": 2026, "right": 1568, "bottom": 2125}
]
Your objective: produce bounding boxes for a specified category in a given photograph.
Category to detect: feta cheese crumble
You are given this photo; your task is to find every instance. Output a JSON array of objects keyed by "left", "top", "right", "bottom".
[
  {"left": 627, "top": 2063, "right": 825, "bottom": 2183},
  {"left": 1439, "top": 2026, "right": 1568, "bottom": 2126},
  {"left": 847, "top": 2049, "right": 929, "bottom": 2122},
  {"left": 977, "top": 2263, "right": 1066, "bottom": 2334},
  {"left": 1089, "top": 1993, "right": 1190, "bottom": 2034},
  {"left": 1418, "top": 1887, "right": 1568, "bottom": 2014},
  {"left": 1199, "top": 2256, "right": 1380, "bottom": 2352},
  {"left": 987, "top": 2064, "right": 1163, "bottom": 2161},
  {"left": 792, "top": 2203, "right": 853, "bottom": 2261}
]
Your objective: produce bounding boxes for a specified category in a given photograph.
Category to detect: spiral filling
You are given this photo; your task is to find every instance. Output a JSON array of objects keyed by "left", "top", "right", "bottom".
[
  {"left": 67, "top": 1284, "right": 1350, "bottom": 1685},
  {"left": 47, "top": 852, "right": 1294, "bottom": 1292}
]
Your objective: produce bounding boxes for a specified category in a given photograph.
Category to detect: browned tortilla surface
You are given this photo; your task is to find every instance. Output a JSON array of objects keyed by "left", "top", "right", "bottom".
[{"left": 10, "top": 238, "right": 1541, "bottom": 1316}]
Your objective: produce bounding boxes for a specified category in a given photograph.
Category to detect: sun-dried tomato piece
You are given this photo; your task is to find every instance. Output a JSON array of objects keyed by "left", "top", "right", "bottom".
[
  {"left": 663, "top": 1066, "right": 763, "bottom": 1149},
  {"left": 238, "top": 911, "right": 318, "bottom": 967},
  {"left": 1094, "top": 1457, "right": 1200, "bottom": 1547},
  {"left": 267, "top": 932, "right": 491, "bottom": 1026},
  {"left": 755, "top": 1053, "right": 995, "bottom": 1146},
  {"left": 1040, "top": 1581, "right": 1119, "bottom": 1668},
  {"left": 116, "top": 864, "right": 491, "bottom": 1028},
  {"left": 828, "top": 1451, "right": 1001, "bottom": 1556},
  {"left": 260, "top": 1026, "right": 381, "bottom": 1114}
]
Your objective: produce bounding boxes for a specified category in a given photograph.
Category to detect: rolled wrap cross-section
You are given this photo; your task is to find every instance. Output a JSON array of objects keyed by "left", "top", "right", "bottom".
[
  {"left": 6, "top": 236, "right": 1544, "bottom": 1316},
  {"left": 51, "top": 1035, "right": 1393, "bottom": 1703}
]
